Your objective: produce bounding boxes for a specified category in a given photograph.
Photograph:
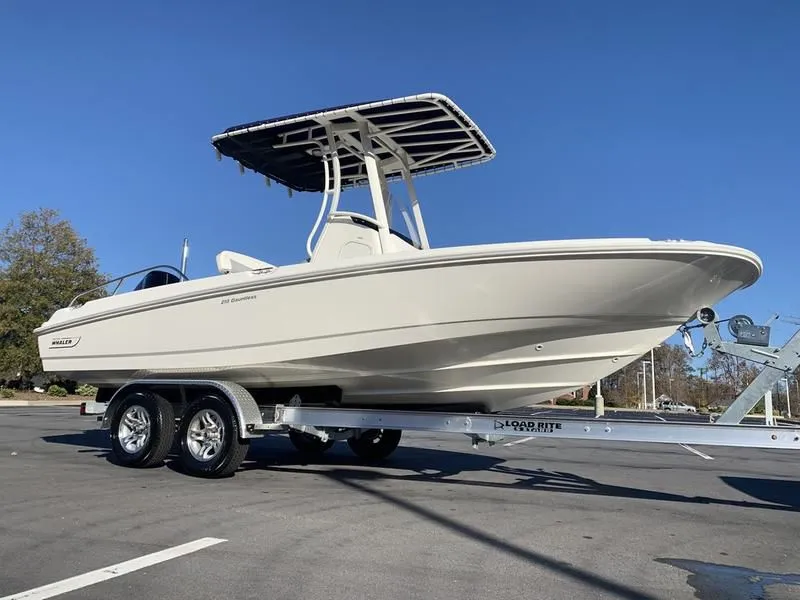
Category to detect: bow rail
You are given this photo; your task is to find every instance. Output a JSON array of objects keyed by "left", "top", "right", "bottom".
[{"left": 68, "top": 264, "right": 189, "bottom": 308}]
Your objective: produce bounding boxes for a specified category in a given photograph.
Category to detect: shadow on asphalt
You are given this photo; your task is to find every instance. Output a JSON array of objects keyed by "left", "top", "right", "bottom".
[
  {"left": 327, "top": 471, "right": 662, "bottom": 600},
  {"left": 42, "top": 429, "right": 800, "bottom": 514},
  {"left": 41, "top": 431, "right": 661, "bottom": 599},
  {"left": 719, "top": 476, "right": 800, "bottom": 509},
  {"left": 40, "top": 429, "right": 800, "bottom": 599},
  {"left": 42, "top": 429, "right": 109, "bottom": 451}
]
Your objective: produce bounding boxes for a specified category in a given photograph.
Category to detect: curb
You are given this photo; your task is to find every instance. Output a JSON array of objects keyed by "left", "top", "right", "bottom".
[{"left": 0, "top": 399, "right": 85, "bottom": 408}]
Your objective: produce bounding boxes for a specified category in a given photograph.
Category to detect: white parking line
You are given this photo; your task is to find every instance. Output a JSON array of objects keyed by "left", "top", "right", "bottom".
[
  {"left": 499, "top": 410, "right": 548, "bottom": 446},
  {"left": 652, "top": 413, "right": 714, "bottom": 459},
  {"left": 503, "top": 436, "right": 536, "bottom": 446},
  {"left": 678, "top": 444, "right": 715, "bottom": 460},
  {"left": 0, "top": 537, "right": 226, "bottom": 600}
]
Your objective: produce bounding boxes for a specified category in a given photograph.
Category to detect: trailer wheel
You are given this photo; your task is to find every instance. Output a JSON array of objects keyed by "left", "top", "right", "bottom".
[
  {"left": 177, "top": 394, "right": 249, "bottom": 478},
  {"left": 288, "top": 429, "right": 335, "bottom": 455},
  {"left": 109, "top": 391, "right": 175, "bottom": 468},
  {"left": 347, "top": 428, "right": 402, "bottom": 461}
]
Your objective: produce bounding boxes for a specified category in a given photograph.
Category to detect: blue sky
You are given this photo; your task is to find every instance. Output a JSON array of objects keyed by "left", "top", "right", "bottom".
[{"left": 1, "top": 1, "right": 799, "bottom": 344}]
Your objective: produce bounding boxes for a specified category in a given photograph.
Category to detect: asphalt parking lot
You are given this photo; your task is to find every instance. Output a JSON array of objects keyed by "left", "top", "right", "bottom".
[{"left": 1, "top": 407, "right": 799, "bottom": 600}]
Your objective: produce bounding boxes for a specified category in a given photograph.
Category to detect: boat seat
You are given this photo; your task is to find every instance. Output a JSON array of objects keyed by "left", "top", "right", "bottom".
[{"left": 216, "top": 250, "right": 275, "bottom": 274}]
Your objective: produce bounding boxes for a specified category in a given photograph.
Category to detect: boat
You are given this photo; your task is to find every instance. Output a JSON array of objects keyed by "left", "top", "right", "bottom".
[{"left": 34, "top": 92, "right": 762, "bottom": 413}]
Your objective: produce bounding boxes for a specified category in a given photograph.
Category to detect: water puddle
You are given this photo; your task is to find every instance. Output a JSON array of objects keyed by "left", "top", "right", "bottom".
[{"left": 657, "top": 558, "right": 800, "bottom": 599}]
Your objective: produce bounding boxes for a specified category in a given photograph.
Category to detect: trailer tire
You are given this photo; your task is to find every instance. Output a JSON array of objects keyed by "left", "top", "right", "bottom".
[
  {"left": 288, "top": 429, "right": 335, "bottom": 455},
  {"left": 177, "top": 394, "right": 249, "bottom": 478},
  {"left": 347, "top": 428, "right": 402, "bottom": 461},
  {"left": 109, "top": 391, "right": 175, "bottom": 468}
]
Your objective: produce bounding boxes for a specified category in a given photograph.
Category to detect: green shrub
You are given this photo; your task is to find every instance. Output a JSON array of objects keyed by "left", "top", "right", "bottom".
[
  {"left": 76, "top": 384, "right": 99, "bottom": 397},
  {"left": 555, "top": 398, "right": 593, "bottom": 407},
  {"left": 0, "top": 388, "right": 14, "bottom": 399},
  {"left": 47, "top": 384, "right": 68, "bottom": 397}
]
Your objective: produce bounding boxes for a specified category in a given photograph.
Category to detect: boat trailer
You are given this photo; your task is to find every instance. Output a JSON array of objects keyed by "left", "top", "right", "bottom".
[{"left": 79, "top": 307, "right": 800, "bottom": 478}]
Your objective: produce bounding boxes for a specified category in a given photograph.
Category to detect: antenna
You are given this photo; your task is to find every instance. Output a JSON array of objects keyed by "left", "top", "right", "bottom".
[{"left": 180, "top": 238, "right": 190, "bottom": 277}]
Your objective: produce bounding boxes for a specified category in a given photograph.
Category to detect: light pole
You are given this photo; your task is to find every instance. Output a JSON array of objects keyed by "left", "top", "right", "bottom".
[
  {"left": 650, "top": 347, "right": 656, "bottom": 410},
  {"left": 636, "top": 372, "right": 643, "bottom": 408},
  {"left": 781, "top": 377, "right": 792, "bottom": 419},
  {"left": 642, "top": 360, "right": 652, "bottom": 410},
  {"left": 699, "top": 367, "right": 708, "bottom": 410}
]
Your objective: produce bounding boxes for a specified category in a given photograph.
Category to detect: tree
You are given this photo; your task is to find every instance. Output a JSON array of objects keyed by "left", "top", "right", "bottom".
[
  {"left": 600, "top": 343, "right": 695, "bottom": 408},
  {"left": 698, "top": 351, "right": 760, "bottom": 409},
  {"left": 597, "top": 336, "right": 797, "bottom": 413},
  {"left": 653, "top": 343, "right": 694, "bottom": 403},
  {"left": 0, "top": 208, "right": 107, "bottom": 380}
]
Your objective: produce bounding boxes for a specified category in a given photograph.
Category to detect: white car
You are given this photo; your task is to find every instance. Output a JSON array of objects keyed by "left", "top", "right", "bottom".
[{"left": 660, "top": 400, "right": 697, "bottom": 413}]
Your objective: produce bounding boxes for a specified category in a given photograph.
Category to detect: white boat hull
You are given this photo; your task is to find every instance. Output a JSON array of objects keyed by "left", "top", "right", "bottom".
[{"left": 35, "top": 239, "right": 761, "bottom": 413}]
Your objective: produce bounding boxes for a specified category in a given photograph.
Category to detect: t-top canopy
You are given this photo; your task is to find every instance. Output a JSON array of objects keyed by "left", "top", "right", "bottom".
[{"left": 210, "top": 93, "right": 496, "bottom": 193}]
